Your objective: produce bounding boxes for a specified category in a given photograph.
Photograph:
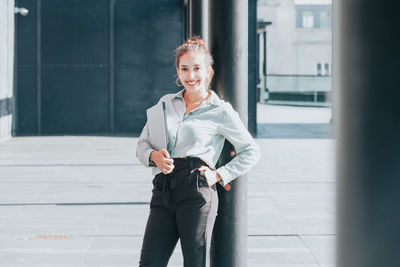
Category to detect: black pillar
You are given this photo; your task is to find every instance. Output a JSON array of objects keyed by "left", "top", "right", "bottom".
[
  {"left": 187, "top": 0, "right": 208, "bottom": 43},
  {"left": 248, "top": 0, "right": 257, "bottom": 136},
  {"left": 209, "top": 0, "right": 248, "bottom": 266},
  {"left": 336, "top": 1, "right": 400, "bottom": 267}
]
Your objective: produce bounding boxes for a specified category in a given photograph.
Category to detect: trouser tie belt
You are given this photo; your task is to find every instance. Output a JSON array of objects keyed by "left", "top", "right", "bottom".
[{"left": 160, "top": 157, "right": 208, "bottom": 208}]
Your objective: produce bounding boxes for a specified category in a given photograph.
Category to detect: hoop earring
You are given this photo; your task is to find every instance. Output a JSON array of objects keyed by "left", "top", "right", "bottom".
[{"left": 176, "top": 77, "right": 183, "bottom": 87}]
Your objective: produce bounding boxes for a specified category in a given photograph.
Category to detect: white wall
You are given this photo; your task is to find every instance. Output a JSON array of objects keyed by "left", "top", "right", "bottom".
[
  {"left": 296, "top": 28, "right": 332, "bottom": 75},
  {"left": 0, "top": 0, "right": 14, "bottom": 141}
]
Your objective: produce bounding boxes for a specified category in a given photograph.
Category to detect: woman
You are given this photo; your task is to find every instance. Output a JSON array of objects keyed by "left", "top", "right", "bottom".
[{"left": 136, "top": 37, "right": 260, "bottom": 267}]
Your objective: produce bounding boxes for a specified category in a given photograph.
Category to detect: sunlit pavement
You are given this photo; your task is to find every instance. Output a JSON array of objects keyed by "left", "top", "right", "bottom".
[{"left": 0, "top": 104, "right": 335, "bottom": 267}]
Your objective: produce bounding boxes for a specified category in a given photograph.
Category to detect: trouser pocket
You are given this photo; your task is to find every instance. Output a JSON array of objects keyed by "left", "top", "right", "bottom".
[
  {"left": 197, "top": 170, "right": 209, "bottom": 188},
  {"left": 196, "top": 170, "right": 213, "bottom": 203}
]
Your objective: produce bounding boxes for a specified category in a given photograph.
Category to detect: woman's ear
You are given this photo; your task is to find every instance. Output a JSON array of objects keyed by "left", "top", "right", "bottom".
[{"left": 207, "top": 68, "right": 214, "bottom": 83}]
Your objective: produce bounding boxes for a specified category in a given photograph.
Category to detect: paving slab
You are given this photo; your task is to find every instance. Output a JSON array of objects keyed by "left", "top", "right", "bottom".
[{"left": 0, "top": 105, "right": 335, "bottom": 266}]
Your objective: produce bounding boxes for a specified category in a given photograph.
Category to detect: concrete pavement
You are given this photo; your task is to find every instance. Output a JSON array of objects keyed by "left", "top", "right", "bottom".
[{"left": 0, "top": 104, "right": 335, "bottom": 267}]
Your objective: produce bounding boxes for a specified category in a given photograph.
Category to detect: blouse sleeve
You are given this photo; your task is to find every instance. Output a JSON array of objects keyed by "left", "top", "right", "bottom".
[
  {"left": 215, "top": 103, "right": 261, "bottom": 185},
  {"left": 136, "top": 122, "right": 156, "bottom": 168}
]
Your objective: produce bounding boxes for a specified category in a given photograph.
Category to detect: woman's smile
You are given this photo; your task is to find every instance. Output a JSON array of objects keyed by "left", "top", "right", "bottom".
[{"left": 186, "top": 80, "right": 199, "bottom": 86}]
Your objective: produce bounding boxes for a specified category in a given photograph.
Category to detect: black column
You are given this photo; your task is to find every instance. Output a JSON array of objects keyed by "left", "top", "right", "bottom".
[
  {"left": 187, "top": 0, "right": 208, "bottom": 43},
  {"left": 248, "top": 0, "right": 257, "bottom": 136},
  {"left": 209, "top": 0, "right": 248, "bottom": 266},
  {"left": 336, "top": 1, "right": 400, "bottom": 267}
]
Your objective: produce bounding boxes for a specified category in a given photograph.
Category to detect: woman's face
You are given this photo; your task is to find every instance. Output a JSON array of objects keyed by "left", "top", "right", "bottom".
[{"left": 176, "top": 51, "right": 211, "bottom": 93}]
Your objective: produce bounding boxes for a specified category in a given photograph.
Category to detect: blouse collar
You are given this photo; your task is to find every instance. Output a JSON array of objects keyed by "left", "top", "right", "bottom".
[{"left": 174, "top": 89, "right": 222, "bottom": 107}]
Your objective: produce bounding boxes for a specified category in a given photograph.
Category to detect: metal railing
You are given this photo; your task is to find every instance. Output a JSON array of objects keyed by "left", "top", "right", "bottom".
[{"left": 259, "top": 74, "right": 332, "bottom": 105}]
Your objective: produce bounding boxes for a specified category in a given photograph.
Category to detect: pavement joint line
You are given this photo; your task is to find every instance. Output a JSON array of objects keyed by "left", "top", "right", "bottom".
[
  {"left": 0, "top": 182, "right": 152, "bottom": 185},
  {"left": 248, "top": 181, "right": 336, "bottom": 184},
  {"left": 298, "top": 235, "right": 323, "bottom": 267},
  {"left": 34, "top": 235, "right": 147, "bottom": 240},
  {"left": 31, "top": 183, "right": 48, "bottom": 206},
  {"left": 0, "top": 202, "right": 150, "bottom": 206},
  {"left": 0, "top": 163, "right": 140, "bottom": 167},
  {"left": 0, "top": 181, "right": 152, "bottom": 184},
  {"left": 0, "top": 181, "right": 335, "bottom": 184},
  {"left": 257, "top": 123, "right": 332, "bottom": 126},
  {"left": 83, "top": 227, "right": 98, "bottom": 264},
  {"left": 248, "top": 234, "right": 335, "bottom": 237},
  {"left": 9, "top": 234, "right": 335, "bottom": 238}
]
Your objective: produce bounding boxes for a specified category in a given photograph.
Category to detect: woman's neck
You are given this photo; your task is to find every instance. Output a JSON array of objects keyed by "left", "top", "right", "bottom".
[{"left": 183, "top": 89, "right": 210, "bottom": 104}]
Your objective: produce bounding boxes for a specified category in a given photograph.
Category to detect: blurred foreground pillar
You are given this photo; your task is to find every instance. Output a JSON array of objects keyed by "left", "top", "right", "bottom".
[
  {"left": 336, "top": 0, "right": 400, "bottom": 266},
  {"left": 209, "top": 0, "right": 248, "bottom": 266}
]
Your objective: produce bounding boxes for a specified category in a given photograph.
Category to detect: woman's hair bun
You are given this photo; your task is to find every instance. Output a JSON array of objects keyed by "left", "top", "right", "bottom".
[{"left": 184, "top": 36, "right": 207, "bottom": 50}]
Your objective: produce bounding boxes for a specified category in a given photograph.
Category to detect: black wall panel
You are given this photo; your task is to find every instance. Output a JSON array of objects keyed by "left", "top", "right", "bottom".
[
  {"left": 114, "top": 0, "right": 184, "bottom": 133},
  {"left": 15, "top": 0, "right": 184, "bottom": 136},
  {"left": 41, "top": 0, "right": 110, "bottom": 134},
  {"left": 16, "top": 67, "right": 38, "bottom": 134},
  {"left": 16, "top": 0, "right": 38, "bottom": 135},
  {"left": 41, "top": 68, "right": 110, "bottom": 134},
  {"left": 41, "top": 0, "right": 110, "bottom": 64}
]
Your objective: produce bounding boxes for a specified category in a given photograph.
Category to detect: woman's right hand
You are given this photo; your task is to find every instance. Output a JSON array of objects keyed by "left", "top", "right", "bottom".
[{"left": 150, "top": 149, "right": 175, "bottom": 174}]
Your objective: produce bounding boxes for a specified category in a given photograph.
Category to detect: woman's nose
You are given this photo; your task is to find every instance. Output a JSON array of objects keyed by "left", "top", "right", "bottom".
[{"left": 188, "top": 70, "right": 195, "bottom": 79}]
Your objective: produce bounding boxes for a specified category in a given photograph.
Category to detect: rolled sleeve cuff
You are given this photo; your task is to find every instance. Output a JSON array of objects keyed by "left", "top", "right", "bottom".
[
  {"left": 145, "top": 149, "right": 155, "bottom": 167},
  {"left": 215, "top": 166, "right": 233, "bottom": 186}
]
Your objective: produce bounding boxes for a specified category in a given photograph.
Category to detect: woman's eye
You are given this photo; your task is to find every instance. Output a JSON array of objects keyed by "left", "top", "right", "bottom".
[{"left": 181, "top": 67, "right": 188, "bottom": 71}]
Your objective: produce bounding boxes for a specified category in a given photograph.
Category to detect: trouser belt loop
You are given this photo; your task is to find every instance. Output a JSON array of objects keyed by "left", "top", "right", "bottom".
[
  {"left": 189, "top": 157, "right": 194, "bottom": 171},
  {"left": 162, "top": 173, "right": 171, "bottom": 209}
]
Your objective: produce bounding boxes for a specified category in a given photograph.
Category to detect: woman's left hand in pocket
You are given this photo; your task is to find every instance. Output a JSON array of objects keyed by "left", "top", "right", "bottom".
[{"left": 197, "top": 166, "right": 222, "bottom": 187}]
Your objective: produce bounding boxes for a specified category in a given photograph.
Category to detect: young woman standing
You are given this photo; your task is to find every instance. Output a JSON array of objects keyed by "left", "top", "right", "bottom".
[{"left": 136, "top": 37, "right": 260, "bottom": 267}]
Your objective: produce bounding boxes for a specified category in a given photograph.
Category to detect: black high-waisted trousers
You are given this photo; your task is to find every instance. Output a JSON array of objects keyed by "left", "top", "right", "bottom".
[{"left": 139, "top": 157, "right": 219, "bottom": 267}]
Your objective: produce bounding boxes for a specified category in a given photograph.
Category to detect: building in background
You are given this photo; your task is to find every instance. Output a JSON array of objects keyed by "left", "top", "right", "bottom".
[{"left": 258, "top": 0, "right": 332, "bottom": 105}]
